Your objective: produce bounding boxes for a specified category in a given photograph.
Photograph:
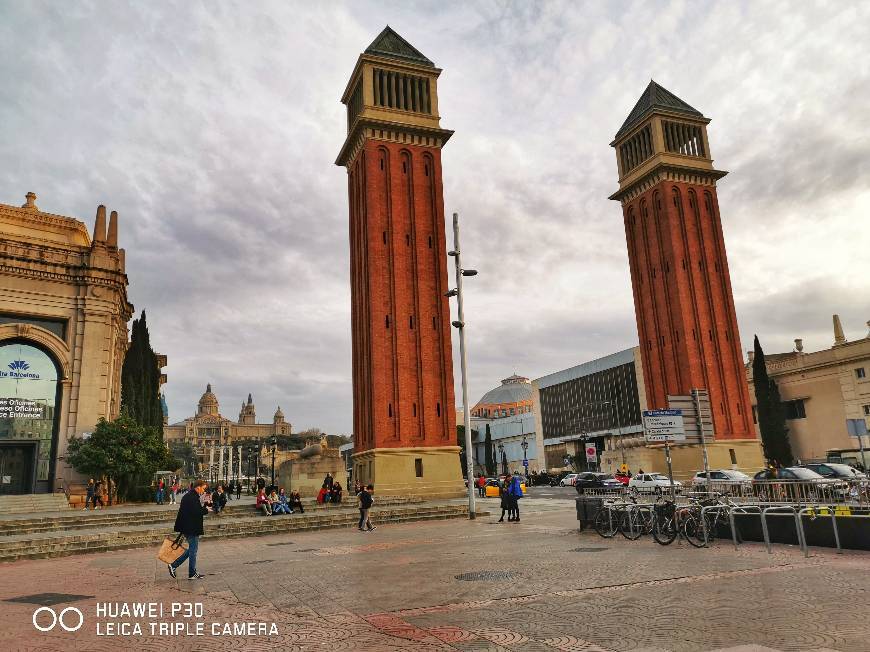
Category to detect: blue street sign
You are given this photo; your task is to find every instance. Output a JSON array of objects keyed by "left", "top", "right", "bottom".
[{"left": 522, "top": 459, "right": 529, "bottom": 467}]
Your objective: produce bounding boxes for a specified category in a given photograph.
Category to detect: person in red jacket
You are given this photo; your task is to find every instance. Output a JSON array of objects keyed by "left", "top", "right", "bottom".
[{"left": 476, "top": 475, "right": 487, "bottom": 497}]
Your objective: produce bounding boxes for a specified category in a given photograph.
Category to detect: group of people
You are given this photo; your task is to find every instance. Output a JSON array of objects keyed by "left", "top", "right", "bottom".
[
  {"left": 155, "top": 477, "right": 183, "bottom": 505},
  {"left": 256, "top": 487, "right": 305, "bottom": 515},
  {"left": 317, "top": 474, "right": 343, "bottom": 504},
  {"left": 498, "top": 473, "right": 525, "bottom": 522},
  {"left": 83, "top": 478, "right": 106, "bottom": 510}
]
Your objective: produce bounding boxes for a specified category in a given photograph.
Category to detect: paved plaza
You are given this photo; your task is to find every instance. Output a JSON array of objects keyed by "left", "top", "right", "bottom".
[{"left": 1, "top": 496, "right": 868, "bottom": 652}]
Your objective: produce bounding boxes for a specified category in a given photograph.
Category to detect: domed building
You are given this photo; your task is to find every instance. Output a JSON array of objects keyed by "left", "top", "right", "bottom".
[
  {"left": 163, "top": 384, "right": 292, "bottom": 473},
  {"left": 467, "top": 374, "right": 542, "bottom": 477},
  {"left": 472, "top": 374, "right": 534, "bottom": 419}
]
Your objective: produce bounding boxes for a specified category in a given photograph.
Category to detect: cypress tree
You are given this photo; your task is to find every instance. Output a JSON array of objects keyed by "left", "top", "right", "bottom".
[
  {"left": 484, "top": 424, "right": 496, "bottom": 477},
  {"left": 121, "top": 310, "right": 164, "bottom": 434},
  {"left": 752, "top": 335, "right": 793, "bottom": 466}
]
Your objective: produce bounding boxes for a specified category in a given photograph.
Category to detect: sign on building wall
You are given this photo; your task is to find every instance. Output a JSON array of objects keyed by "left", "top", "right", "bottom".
[{"left": 642, "top": 409, "right": 686, "bottom": 442}]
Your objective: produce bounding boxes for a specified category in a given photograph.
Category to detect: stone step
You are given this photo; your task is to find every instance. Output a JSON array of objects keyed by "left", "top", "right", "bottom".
[
  {"left": 0, "top": 494, "right": 71, "bottom": 515},
  {"left": 0, "top": 504, "right": 477, "bottom": 562},
  {"left": 0, "top": 496, "right": 424, "bottom": 535}
]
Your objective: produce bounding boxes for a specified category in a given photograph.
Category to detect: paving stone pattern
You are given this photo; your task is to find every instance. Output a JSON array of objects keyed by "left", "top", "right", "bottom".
[{"left": 0, "top": 500, "right": 867, "bottom": 651}]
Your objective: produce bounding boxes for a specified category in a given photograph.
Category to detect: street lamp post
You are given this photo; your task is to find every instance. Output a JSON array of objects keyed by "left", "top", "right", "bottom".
[
  {"left": 521, "top": 435, "right": 529, "bottom": 483},
  {"left": 446, "top": 211, "right": 478, "bottom": 520},
  {"left": 269, "top": 435, "right": 277, "bottom": 488}
]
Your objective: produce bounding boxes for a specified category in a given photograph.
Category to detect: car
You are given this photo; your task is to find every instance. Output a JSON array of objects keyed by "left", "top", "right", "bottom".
[
  {"left": 613, "top": 471, "right": 632, "bottom": 485},
  {"left": 690, "top": 469, "right": 752, "bottom": 489},
  {"left": 628, "top": 473, "right": 683, "bottom": 495},
  {"left": 574, "top": 472, "right": 623, "bottom": 492},
  {"left": 484, "top": 478, "right": 527, "bottom": 498},
  {"left": 559, "top": 473, "right": 580, "bottom": 487},
  {"left": 752, "top": 466, "right": 849, "bottom": 501},
  {"left": 799, "top": 463, "right": 866, "bottom": 480}
]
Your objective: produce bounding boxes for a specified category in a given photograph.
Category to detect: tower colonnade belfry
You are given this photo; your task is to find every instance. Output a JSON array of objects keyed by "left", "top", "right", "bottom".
[
  {"left": 336, "top": 26, "right": 465, "bottom": 497},
  {"left": 609, "top": 80, "right": 765, "bottom": 472}
]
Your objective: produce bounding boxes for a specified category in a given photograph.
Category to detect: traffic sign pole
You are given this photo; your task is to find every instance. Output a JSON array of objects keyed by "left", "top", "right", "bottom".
[
  {"left": 692, "top": 389, "right": 710, "bottom": 478},
  {"left": 664, "top": 441, "right": 676, "bottom": 500}
]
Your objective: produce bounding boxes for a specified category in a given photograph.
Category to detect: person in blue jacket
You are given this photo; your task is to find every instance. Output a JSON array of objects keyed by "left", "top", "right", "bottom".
[{"left": 508, "top": 473, "right": 524, "bottom": 522}]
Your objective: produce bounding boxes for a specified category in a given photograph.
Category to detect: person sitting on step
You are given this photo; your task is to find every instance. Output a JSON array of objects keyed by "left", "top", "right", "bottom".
[
  {"left": 256, "top": 488, "right": 272, "bottom": 516},
  {"left": 289, "top": 490, "right": 304, "bottom": 513}
]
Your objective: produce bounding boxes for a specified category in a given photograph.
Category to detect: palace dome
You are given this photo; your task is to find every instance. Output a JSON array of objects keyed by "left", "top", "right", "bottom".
[{"left": 197, "top": 383, "right": 220, "bottom": 416}]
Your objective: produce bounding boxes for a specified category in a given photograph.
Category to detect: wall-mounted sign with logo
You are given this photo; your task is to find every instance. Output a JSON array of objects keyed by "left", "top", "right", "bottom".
[{"left": 0, "top": 359, "right": 41, "bottom": 380}]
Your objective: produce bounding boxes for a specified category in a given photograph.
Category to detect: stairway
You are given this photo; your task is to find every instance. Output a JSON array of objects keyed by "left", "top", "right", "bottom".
[
  {"left": 0, "top": 500, "right": 480, "bottom": 562},
  {"left": 0, "top": 494, "right": 70, "bottom": 515}
]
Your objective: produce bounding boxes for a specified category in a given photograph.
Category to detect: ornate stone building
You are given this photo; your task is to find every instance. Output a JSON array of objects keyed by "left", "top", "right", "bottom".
[
  {"left": 163, "top": 384, "right": 291, "bottom": 469},
  {"left": 0, "top": 193, "right": 138, "bottom": 494}
]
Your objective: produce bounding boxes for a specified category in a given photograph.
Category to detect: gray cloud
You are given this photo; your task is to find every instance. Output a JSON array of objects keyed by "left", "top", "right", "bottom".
[{"left": 1, "top": 0, "right": 868, "bottom": 429}]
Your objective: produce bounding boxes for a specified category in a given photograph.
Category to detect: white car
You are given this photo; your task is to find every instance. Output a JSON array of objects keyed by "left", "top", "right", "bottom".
[
  {"left": 690, "top": 469, "right": 752, "bottom": 489},
  {"left": 559, "top": 473, "right": 580, "bottom": 487},
  {"left": 628, "top": 473, "right": 682, "bottom": 494}
]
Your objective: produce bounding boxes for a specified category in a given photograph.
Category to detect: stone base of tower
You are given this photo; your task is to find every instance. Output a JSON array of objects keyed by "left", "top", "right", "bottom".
[
  {"left": 601, "top": 439, "right": 765, "bottom": 481},
  {"left": 351, "top": 446, "right": 466, "bottom": 499}
]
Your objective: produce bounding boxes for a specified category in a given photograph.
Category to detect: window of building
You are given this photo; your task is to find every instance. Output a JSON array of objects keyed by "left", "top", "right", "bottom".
[
  {"left": 414, "top": 458, "right": 423, "bottom": 477},
  {"left": 501, "top": 409, "right": 507, "bottom": 417},
  {"left": 0, "top": 313, "right": 68, "bottom": 340},
  {"left": 729, "top": 448, "right": 737, "bottom": 465},
  {"left": 662, "top": 120, "right": 705, "bottom": 157},
  {"left": 863, "top": 404, "right": 870, "bottom": 416},
  {"left": 509, "top": 408, "right": 515, "bottom": 416},
  {"left": 856, "top": 368, "right": 866, "bottom": 379},
  {"left": 751, "top": 405, "right": 758, "bottom": 424},
  {"left": 783, "top": 399, "right": 806, "bottom": 420}
]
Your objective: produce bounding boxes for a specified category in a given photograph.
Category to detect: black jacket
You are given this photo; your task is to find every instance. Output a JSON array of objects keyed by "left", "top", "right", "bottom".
[{"left": 174, "top": 490, "right": 208, "bottom": 536}]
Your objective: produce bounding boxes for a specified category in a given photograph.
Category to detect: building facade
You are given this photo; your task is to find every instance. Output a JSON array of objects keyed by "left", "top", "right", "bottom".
[
  {"left": 336, "top": 27, "right": 463, "bottom": 497},
  {"left": 747, "top": 316, "right": 870, "bottom": 465},
  {"left": 609, "top": 81, "right": 764, "bottom": 473},
  {"left": 533, "top": 348, "right": 649, "bottom": 473},
  {"left": 0, "top": 193, "right": 134, "bottom": 494},
  {"left": 163, "top": 385, "right": 291, "bottom": 471}
]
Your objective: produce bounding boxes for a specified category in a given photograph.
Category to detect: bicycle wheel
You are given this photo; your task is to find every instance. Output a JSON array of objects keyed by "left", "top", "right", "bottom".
[
  {"left": 653, "top": 516, "right": 677, "bottom": 545},
  {"left": 681, "top": 514, "right": 708, "bottom": 548},
  {"left": 594, "top": 507, "right": 619, "bottom": 538},
  {"left": 619, "top": 508, "right": 645, "bottom": 540}
]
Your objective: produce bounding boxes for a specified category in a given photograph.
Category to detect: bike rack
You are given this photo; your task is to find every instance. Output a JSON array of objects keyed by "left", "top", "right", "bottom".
[
  {"left": 725, "top": 505, "right": 761, "bottom": 550},
  {"left": 760, "top": 505, "right": 804, "bottom": 554},
  {"left": 797, "top": 505, "right": 843, "bottom": 557}
]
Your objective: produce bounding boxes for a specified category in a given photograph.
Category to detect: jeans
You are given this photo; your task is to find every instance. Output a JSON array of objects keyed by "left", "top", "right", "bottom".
[
  {"left": 358, "top": 509, "right": 371, "bottom": 530},
  {"left": 171, "top": 535, "right": 199, "bottom": 578},
  {"left": 259, "top": 503, "right": 272, "bottom": 515},
  {"left": 273, "top": 503, "right": 289, "bottom": 514},
  {"left": 156, "top": 489, "right": 164, "bottom": 504}
]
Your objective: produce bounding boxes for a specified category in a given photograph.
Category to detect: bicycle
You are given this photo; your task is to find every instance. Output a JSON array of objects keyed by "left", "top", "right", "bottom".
[{"left": 681, "top": 493, "right": 738, "bottom": 548}]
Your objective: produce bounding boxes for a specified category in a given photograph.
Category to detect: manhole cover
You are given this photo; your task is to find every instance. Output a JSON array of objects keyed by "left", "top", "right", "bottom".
[
  {"left": 266, "top": 541, "right": 295, "bottom": 547},
  {"left": 454, "top": 571, "right": 517, "bottom": 582},
  {"left": 243, "top": 559, "right": 275, "bottom": 565},
  {"left": 5, "top": 593, "right": 94, "bottom": 606},
  {"left": 570, "top": 547, "right": 608, "bottom": 553},
  {"left": 294, "top": 548, "right": 319, "bottom": 553}
]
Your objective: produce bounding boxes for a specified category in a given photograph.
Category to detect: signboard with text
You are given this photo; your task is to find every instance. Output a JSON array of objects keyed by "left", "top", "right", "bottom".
[
  {"left": 0, "top": 397, "right": 47, "bottom": 420},
  {"left": 585, "top": 445, "right": 597, "bottom": 462},
  {"left": 642, "top": 409, "right": 686, "bottom": 442}
]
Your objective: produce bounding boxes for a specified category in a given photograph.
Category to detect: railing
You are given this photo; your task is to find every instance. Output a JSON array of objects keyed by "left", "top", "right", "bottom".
[{"left": 575, "top": 478, "right": 870, "bottom": 506}]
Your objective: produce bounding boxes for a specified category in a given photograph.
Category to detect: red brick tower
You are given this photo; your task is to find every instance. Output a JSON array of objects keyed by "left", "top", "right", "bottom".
[
  {"left": 336, "top": 27, "right": 464, "bottom": 496},
  {"left": 610, "top": 81, "right": 763, "bottom": 468}
]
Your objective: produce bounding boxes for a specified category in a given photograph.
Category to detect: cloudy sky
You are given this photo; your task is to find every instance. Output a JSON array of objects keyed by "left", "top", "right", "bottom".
[{"left": 2, "top": 0, "right": 868, "bottom": 433}]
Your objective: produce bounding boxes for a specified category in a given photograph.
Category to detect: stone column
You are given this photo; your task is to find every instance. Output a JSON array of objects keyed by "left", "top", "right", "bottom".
[
  {"left": 208, "top": 445, "right": 215, "bottom": 481},
  {"left": 218, "top": 445, "right": 225, "bottom": 484},
  {"left": 237, "top": 446, "right": 243, "bottom": 484}
]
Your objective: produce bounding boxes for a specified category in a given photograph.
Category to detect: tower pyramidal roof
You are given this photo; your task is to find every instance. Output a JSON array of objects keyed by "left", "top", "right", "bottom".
[
  {"left": 615, "top": 80, "right": 705, "bottom": 140},
  {"left": 364, "top": 25, "right": 434, "bottom": 67}
]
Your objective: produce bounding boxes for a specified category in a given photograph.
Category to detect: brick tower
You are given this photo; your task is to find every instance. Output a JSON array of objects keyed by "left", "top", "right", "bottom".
[
  {"left": 609, "top": 81, "right": 763, "bottom": 470},
  {"left": 336, "top": 27, "right": 464, "bottom": 497}
]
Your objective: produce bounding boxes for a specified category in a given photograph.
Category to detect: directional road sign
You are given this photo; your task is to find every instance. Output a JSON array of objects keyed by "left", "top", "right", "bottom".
[{"left": 642, "top": 409, "right": 686, "bottom": 442}]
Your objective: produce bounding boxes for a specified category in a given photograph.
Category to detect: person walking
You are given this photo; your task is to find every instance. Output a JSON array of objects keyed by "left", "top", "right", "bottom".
[
  {"left": 93, "top": 479, "right": 105, "bottom": 509},
  {"left": 168, "top": 479, "right": 209, "bottom": 580},
  {"left": 83, "top": 478, "right": 95, "bottom": 511},
  {"left": 476, "top": 475, "right": 486, "bottom": 498},
  {"left": 235, "top": 480, "right": 242, "bottom": 500},
  {"left": 156, "top": 478, "right": 165, "bottom": 505},
  {"left": 357, "top": 484, "right": 375, "bottom": 532},
  {"left": 168, "top": 480, "right": 178, "bottom": 505},
  {"left": 497, "top": 480, "right": 510, "bottom": 522}
]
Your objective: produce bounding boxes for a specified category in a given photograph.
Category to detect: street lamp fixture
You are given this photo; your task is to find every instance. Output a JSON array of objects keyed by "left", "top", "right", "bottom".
[{"left": 269, "top": 435, "right": 277, "bottom": 488}]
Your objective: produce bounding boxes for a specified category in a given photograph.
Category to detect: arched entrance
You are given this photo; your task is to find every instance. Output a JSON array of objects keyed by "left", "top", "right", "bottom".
[{"left": 0, "top": 340, "right": 62, "bottom": 494}]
